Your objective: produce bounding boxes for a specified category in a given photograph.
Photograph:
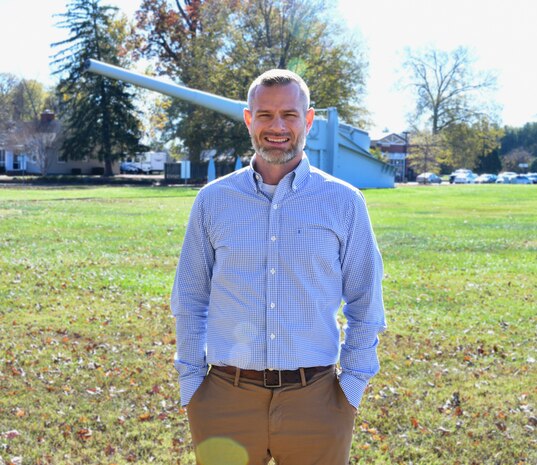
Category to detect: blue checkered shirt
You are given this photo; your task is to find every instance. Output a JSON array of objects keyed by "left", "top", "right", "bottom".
[{"left": 171, "top": 155, "right": 386, "bottom": 408}]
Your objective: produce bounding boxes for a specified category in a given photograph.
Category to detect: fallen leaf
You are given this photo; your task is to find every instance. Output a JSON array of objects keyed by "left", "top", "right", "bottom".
[
  {"left": 1, "top": 430, "right": 21, "bottom": 440},
  {"left": 138, "top": 413, "right": 152, "bottom": 422},
  {"left": 495, "top": 421, "right": 507, "bottom": 432},
  {"left": 77, "top": 428, "right": 92, "bottom": 440}
]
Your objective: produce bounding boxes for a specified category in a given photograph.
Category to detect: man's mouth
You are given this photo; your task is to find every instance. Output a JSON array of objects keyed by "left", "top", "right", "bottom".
[{"left": 264, "top": 136, "right": 290, "bottom": 144}]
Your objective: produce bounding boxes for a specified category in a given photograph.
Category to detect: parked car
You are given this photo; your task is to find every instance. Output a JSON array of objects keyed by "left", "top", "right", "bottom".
[
  {"left": 475, "top": 173, "right": 497, "bottom": 184},
  {"left": 120, "top": 162, "right": 140, "bottom": 174},
  {"left": 416, "top": 172, "right": 442, "bottom": 184},
  {"left": 449, "top": 169, "right": 473, "bottom": 184},
  {"left": 453, "top": 172, "right": 478, "bottom": 184},
  {"left": 525, "top": 173, "right": 537, "bottom": 184},
  {"left": 495, "top": 172, "right": 517, "bottom": 183},
  {"left": 134, "top": 162, "right": 152, "bottom": 174},
  {"left": 510, "top": 174, "right": 532, "bottom": 185}
]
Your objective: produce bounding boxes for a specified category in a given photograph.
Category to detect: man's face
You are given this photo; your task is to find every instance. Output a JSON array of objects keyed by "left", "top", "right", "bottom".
[{"left": 244, "top": 83, "right": 314, "bottom": 165}]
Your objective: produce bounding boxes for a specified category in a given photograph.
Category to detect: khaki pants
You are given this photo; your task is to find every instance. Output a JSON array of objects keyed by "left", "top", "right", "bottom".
[{"left": 187, "top": 367, "right": 356, "bottom": 465}]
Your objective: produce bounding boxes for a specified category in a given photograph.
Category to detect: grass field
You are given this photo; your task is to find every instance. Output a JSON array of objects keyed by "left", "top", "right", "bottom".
[{"left": 0, "top": 184, "right": 535, "bottom": 465}]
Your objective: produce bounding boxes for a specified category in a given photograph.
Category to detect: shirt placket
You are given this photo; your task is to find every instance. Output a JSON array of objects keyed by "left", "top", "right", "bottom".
[{"left": 265, "top": 190, "right": 284, "bottom": 370}]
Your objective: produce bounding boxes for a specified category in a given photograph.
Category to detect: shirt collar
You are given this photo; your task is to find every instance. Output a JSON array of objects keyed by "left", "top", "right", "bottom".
[{"left": 247, "top": 153, "right": 311, "bottom": 193}]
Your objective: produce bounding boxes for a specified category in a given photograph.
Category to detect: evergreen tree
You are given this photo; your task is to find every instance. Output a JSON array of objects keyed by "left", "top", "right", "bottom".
[
  {"left": 476, "top": 148, "right": 502, "bottom": 174},
  {"left": 51, "top": 0, "right": 144, "bottom": 176},
  {"left": 501, "top": 122, "right": 537, "bottom": 157}
]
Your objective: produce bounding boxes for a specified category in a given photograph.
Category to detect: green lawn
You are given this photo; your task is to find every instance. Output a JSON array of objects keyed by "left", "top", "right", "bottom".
[{"left": 1, "top": 184, "right": 535, "bottom": 465}]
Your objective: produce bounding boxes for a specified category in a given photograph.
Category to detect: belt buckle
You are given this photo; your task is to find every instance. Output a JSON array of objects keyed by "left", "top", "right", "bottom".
[{"left": 263, "top": 369, "right": 282, "bottom": 388}]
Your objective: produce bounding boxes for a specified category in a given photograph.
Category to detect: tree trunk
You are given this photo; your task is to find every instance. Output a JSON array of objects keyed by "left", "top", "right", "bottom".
[{"left": 104, "top": 156, "right": 113, "bottom": 177}]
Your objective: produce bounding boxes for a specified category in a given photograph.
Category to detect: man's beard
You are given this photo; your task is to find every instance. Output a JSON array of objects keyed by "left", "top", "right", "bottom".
[{"left": 251, "top": 130, "right": 306, "bottom": 165}]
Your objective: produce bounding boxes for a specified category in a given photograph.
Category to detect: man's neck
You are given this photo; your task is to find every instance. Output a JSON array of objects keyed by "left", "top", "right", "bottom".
[{"left": 254, "top": 153, "right": 303, "bottom": 185}]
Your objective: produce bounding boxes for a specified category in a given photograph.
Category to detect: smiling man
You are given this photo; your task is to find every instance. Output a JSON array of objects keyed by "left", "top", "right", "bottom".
[
  {"left": 244, "top": 76, "right": 313, "bottom": 174},
  {"left": 171, "top": 69, "right": 386, "bottom": 465}
]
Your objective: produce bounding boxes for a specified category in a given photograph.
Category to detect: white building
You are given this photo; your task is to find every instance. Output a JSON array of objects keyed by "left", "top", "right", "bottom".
[{"left": 0, "top": 111, "right": 117, "bottom": 176}]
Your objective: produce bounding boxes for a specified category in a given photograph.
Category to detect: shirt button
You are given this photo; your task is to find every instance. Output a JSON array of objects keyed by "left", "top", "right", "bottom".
[
  {"left": 271, "top": 236, "right": 276, "bottom": 241},
  {"left": 270, "top": 268, "right": 276, "bottom": 275},
  {"left": 270, "top": 302, "right": 275, "bottom": 308},
  {"left": 270, "top": 333, "right": 276, "bottom": 340},
  {"left": 273, "top": 204, "right": 278, "bottom": 209}
]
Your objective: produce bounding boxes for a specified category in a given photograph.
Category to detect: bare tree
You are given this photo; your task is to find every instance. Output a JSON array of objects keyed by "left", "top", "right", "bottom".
[
  {"left": 403, "top": 46, "right": 497, "bottom": 134},
  {"left": 7, "top": 113, "right": 61, "bottom": 176},
  {"left": 502, "top": 148, "right": 534, "bottom": 173},
  {"left": 1, "top": 78, "right": 61, "bottom": 176}
]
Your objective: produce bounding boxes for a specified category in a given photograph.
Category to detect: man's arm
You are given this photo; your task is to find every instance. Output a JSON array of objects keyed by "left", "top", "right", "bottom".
[
  {"left": 339, "top": 190, "right": 387, "bottom": 409},
  {"left": 170, "top": 194, "right": 214, "bottom": 406}
]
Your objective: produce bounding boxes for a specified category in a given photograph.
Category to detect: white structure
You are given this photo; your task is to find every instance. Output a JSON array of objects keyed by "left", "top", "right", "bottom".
[
  {"left": 0, "top": 146, "right": 117, "bottom": 176},
  {"left": 0, "top": 111, "right": 116, "bottom": 176},
  {"left": 133, "top": 151, "right": 171, "bottom": 173}
]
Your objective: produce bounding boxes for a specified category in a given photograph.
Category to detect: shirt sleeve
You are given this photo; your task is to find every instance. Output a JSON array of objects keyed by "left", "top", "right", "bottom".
[
  {"left": 339, "top": 190, "right": 387, "bottom": 409},
  {"left": 170, "top": 192, "right": 214, "bottom": 406}
]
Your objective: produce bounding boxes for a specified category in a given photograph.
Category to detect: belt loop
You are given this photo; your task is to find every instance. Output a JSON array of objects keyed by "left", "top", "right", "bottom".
[
  {"left": 299, "top": 367, "right": 307, "bottom": 387},
  {"left": 234, "top": 367, "right": 241, "bottom": 387}
]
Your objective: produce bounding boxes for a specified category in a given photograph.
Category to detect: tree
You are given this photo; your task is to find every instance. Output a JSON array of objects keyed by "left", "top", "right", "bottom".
[
  {"left": 406, "top": 130, "right": 445, "bottom": 174},
  {"left": 131, "top": 0, "right": 368, "bottom": 161},
  {"left": 500, "top": 122, "right": 537, "bottom": 157},
  {"left": 0, "top": 73, "right": 19, "bottom": 145},
  {"left": 402, "top": 46, "right": 497, "bottom": 135},
  {"left": 501, "top": 148, "right": 534, "bottom": 173},
  {"left": 475, "top": 147, "right": 502, "bottom": 174},
  {"left": 530, "top": 157, "right": 537, "bottom": 172},
  {"left": 441, "top": 117, "right": 503, "bottom": 172},
  {"left": 51, "top": 0, "right": 145, "bottom": 176}
]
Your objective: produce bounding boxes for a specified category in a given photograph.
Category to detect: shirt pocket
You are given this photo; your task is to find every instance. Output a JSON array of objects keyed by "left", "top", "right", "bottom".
[{"left": 288, "top": 225, "right": 340, "bottom": 275}]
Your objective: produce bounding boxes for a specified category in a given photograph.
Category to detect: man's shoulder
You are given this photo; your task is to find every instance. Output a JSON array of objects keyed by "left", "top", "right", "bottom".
[
  {"left": 198, "top": 167, "right": 251, "bottom": 197},
  {"left": 308, "top": 165, "right": 364, "bottom": 200}
]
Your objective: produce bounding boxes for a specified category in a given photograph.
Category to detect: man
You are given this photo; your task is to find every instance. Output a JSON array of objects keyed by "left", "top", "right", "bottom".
[{"left": 171, "top": 69, "right": 386, "bottom": 465}]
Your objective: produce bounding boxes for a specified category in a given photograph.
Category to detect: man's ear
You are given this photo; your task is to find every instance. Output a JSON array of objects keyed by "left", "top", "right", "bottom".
[
  {"left": 243, "top": 108, "right": 252, "bottom": 131},
  {"left": 305, "top": 107, "right": 315, "bottom": 134}
]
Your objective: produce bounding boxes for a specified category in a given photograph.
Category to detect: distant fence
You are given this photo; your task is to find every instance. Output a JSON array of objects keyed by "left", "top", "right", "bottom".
[{"left": 165, "top": 161, "right": 237, "bottom": 184}]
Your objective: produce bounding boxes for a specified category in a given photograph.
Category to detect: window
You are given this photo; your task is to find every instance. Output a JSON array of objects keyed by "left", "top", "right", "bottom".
[
  {"left": 13, "top": 153, "right": 21, "bottom": 170},
  {"left": 0, "top": 149, "right": 5, "bottom": 168}
]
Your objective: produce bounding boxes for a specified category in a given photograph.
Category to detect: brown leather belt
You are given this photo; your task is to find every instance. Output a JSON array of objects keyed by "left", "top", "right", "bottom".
[{"left": 211, "top": 365, "right": 334, "bottom": 388}]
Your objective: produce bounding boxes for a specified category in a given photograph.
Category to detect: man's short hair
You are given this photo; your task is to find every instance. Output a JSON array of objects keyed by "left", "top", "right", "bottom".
[{"left": 247, "top": 69, "right": 310, "bottom": 112}]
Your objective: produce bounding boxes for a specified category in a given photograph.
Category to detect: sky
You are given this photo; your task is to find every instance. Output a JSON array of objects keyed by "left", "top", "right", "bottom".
[{"left": 1, "top": 0, "right": 536, "bottom": 137}]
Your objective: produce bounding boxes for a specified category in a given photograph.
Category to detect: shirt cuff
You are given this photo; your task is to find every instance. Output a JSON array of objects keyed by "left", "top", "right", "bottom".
[
  {"left": 179, "top": 375, "right": 205, "bottom": 407},
  {"left": 338, "top": 371, "right": 369, "bottom": 409}
]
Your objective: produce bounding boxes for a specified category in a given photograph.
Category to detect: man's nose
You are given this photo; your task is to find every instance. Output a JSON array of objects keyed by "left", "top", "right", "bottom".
[{"left": 269, "top": 115, "right": 286, "bottom": 131}]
